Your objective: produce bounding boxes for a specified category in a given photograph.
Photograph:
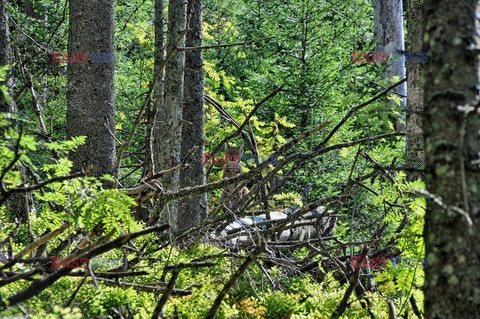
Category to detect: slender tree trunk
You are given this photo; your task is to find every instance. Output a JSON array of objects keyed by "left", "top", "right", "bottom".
[
  {"left": 423, "top": 0, "right": 480, "bottom": 317},
  {"left": 138, "top": 0, "right": 165, "bottom": 222},
  {"left": 0, "top": 0, "right": 32, "bottom": 225},
  {"left": 405, "top": 0, "right": 425, "bottom": 181},
  {"left": 0, "top": 0, "right": 16, "bottom": 114},
  {"left": 373, "top": 0, "right": 407, "bottom": 130},
  {"left": 148, "top": 0, "right": 165, "bottom": 177},
  {"left": 153, "top": 0, "right": 186, "bottom": 231},
  {"left": 178, "top": 0, "right": 208, "bottom": 232},
  {"left": 67, "top": 0, "right": 116, "bottom": 177}
]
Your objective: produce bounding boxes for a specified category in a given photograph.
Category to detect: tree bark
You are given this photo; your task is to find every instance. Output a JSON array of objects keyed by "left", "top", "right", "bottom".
[
  {"left": 0, "top": 0, "right": 16, "bottom": 114},
  {"left": 137, "top": 0, "right": 165, "bottom": 222},
  {"left": 67, "top": 0, "right": 116, "bottom": 177},
  {"left": 0, "top": 0, "right": 32, "bottom": 224},
  {"left": 148, "top": 0, "right": 165, "bottom": 176},
  {"left": 153, "top": 0, "right": 186, "bottom": 231},
  {"left": 178, "top": 0, "right": 208, "bottom": 232},
  {"left": 423, "top": 0, "right": 480, "bottom": 317},
  {"left": 405, "top": 0, "right": 425, "bottom": 181},
  {"left": 373, "top": 0, "right": 407, "bottom": 130}
]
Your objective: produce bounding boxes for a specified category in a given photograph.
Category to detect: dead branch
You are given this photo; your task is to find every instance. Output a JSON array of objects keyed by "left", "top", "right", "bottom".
[
  {"left": 14, "top": 223, "right": 70, "bottom": 260},
  {"left": 67, "top": 271, "right": 148, "bottom": 278},
  {"left": 2, "top": 224, "right": 168, "bottom": 310},
  {"left": 122, "top": 146, "right": 198, "bottom": 196},
  {"left": 317, "top": 78, "right": 407, "bottom": 149},
  {"left": 330, "top": 245, "right": 369, "bottom": 319},
  {"left": 204, "top": 95, "right": 255, "bottom": 161},
  {"left": 152, "top": 268, "right": 180, "bottom": 318},
  {"left": 94, "top": 277, "right": 191, "bottom": 296},
  {"left": 206, "top": 242, "right": 265, "bottom": 318},
  {"left": 0, "top": 168, "right": 85, "bottom": 207}
]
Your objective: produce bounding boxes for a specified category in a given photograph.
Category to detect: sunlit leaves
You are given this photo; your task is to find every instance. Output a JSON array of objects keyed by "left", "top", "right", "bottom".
[
  {"left": 0, "top": 65, "right": 10, "bottom": 104},
  {"left": 44, "top": 136, "right": 86, "bottom": 151},
  {"left": 126, "top": 22, "right": 154, "bottom": 45},
  {"left": 273, "top": 192, "right": 302, "bottom": 207}
]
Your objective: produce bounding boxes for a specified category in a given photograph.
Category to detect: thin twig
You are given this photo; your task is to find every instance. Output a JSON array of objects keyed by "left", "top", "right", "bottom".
[{"left": 318, "top": 78, "right": 407, "bottom": 149}]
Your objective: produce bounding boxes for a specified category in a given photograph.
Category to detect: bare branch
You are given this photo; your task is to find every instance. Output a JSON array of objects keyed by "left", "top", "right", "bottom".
[
  {"left": 206, "top": 242, "right": 265, "bottom": 318},
  {"left": 2, "top": 224, "right": 169, "bottom": 310}
]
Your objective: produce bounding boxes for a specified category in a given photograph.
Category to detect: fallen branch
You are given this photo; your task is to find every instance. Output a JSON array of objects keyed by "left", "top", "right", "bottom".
[
  {"left": 2, "top": 224, "right": 168, "bottom": 310},
  {"left": 152, "top": 268, "right": 180, "bottom": 318},
  {"left": 94, "top": 277, "right": 191, "bottom": 296},
  {"left": 206, "top": 242, "right": 265, "bottom": 318},
  {"left": 330, "top": 246, "right": 369, "bottom": 319},
  {"left": 14, "top": 223, "right": 71, "bottom": 260}
]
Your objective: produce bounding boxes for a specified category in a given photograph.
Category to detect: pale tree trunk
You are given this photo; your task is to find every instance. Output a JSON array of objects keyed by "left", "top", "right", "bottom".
[
  {"left": 423, "top": 1, "right": 480, "bottom": 317},
  {"left": 153, "top": 0, "right": 186, "bottom": 231},
  {"left": 0, "top": 0, "right": 32, "bottom": 225},
  {"left": 178, "top": 0, "right": 208, "bottom": 232},
  {"left": 405, "top": 0, "right": 425, "bottom": 182},
  {"left": 373, "top": 0, "right": 407, "bottom": 130},
  {"left": 67, "top": 0, "right": 116, "bottom": 177}
]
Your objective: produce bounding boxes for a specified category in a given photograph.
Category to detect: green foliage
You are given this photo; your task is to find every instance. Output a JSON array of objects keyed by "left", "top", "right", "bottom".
[
  {"left": 30, "top": 305, "right": 83, "bottom": 319},
  {"left": 0, "top": 121, "right": 139, "bottom": 237},
  {"left": 0, "top": 65, "right": 10, "bottom": 104},
  {"left": 0, "top": 115, "right": 142, "bottom": 315}
]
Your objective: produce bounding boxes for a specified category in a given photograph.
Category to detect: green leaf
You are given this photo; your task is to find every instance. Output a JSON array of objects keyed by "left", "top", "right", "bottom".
[{"left": 0, "top": 64, "right": 8, "bottom": 80}]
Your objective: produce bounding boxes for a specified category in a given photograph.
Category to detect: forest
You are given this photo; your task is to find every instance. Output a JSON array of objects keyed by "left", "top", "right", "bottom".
[{"left": 0, "top": 0, "right": 479, "bottom": 318}]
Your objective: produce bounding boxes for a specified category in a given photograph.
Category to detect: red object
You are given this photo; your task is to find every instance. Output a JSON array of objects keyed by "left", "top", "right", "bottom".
[
  {"left": 226, "top": 154, "right": 239, "bottom": 165},
  {"left": 51, "top": 52, "right": 90, "bottom": 63},
  {"left": 351, "top": 256, "right": 362, "bottom": 268},
  {"left": 351, "top": 51, "right": 365, "bottom": 63},
  {"left": 51, "top": 51, "right": 62, "bottom": 63},
  {"left": 351, "top": 256, "right": 390, "bottom": 269},
  {"left": 51, "top": 256, "right": 63, "bottom": 268},
  {"left": 351, "top": 51, "right": 390, "bottom": 63},
  {"left": 51, "top": 256, "right": 89, "bottom": 268},
  {"left": 202, "top": 153, "right": 213, "bottom": 165},
  {"left": 216, "top": 154, "right": 227, "bottom": 165}
]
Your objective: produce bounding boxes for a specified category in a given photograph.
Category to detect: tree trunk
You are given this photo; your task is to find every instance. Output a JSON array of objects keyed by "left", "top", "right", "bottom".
[
  {"left": 177, "top": 0, "right": 208, "bottom": 232},
  {"left": 0, "top": 0, "right": 16, "bottom": 114},
  {"left": 423, "top": 0, "right": 480, "bottom": 317},
  {"left": 153, "top": 0, "right": 186, "bottom": 231},
  {"left": 67, "top": 0, "right": 116, "bottom": 177},
  {"left": 137, "top": 0, "right": 165, "bottom": 222},
  {"left": 373, "top": 0, "right": 407, "bottom": 130},
  {"left": 405, "top": 0, "right": 425, "bottom": 181},
  {"left": 147, "top": 0, "right": 165, "bottom": 177},
  {"left": 0, "top": 0, "right": 32, "bottom": 225}
]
